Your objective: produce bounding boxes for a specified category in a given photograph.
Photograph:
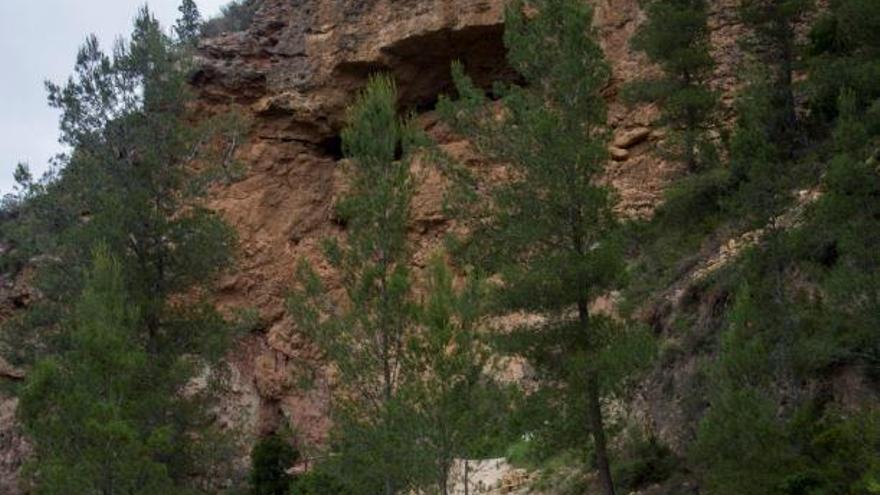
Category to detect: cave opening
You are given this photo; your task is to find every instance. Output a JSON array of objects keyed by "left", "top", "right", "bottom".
[
  {"left": 334, "top": 23, "right": 519, "bottom": 115},
  {"left": 315, "top": 134, "right": 344, "bottom": 161},
  {"left": 386, "top": 23, "right": 520, "bottom": 112}
]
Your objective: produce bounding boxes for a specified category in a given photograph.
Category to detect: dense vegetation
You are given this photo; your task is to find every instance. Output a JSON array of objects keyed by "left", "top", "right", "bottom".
[
  {"left": 1, "top": 4, "right": 247, "bottom": 494},
  {"left": 1, "top": 0, "right": 879, "bottom": 494}
]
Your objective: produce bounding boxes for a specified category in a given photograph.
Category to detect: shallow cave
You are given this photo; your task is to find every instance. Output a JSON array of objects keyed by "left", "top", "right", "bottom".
[{"left": 334, "top": 22, "right": 519, "bottom": 113}]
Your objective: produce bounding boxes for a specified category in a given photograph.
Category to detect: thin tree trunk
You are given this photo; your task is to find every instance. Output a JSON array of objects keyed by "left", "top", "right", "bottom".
[
  {"left": 683, "top": 72, "right": 698, "bottom": 173},
  {"left": 771, "top": 17, "right": 798, "bottom": 158},
  {"left": 440, "top": 460, "right": 449, "bottom": 495},
  {"left": 379, "top": 262, "right": 395, "bottom": 495},
  {"left": 685, "top": 111, "right": 698, "bottom": 172},
  {"left": 385, "top": 478, "right": 394, "bottom": 495},
  {"left": 464, "top": 459, "right": 469, "bottom": 495},
  {"left": 578, "top": 301, "right": 616, "bottom": 495},
  {"left": 588, "top": 371, "right": 616, "bottom": 495}
]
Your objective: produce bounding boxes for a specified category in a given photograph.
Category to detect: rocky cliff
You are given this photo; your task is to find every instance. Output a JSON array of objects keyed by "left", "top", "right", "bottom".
[{"left": 191, "top": 0, "right": 748, "bottom": 449}]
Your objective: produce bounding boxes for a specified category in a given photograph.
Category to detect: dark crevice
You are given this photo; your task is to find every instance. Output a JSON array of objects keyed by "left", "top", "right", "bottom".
[
  {"left": 256, "top": 133, "right": 344, "bottom": 161},
  {"left": 816, "top": 240, "right": 839, "bottom": 268},
  {"left": 316, "top": 135, "right": 344, "bottom": 161}
]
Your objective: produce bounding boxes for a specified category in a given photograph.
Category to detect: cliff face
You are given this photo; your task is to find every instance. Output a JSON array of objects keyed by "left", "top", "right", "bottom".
[
  {"left": 0, "top": 2, "right": 759, "bottom": 492},
  {"left": 0, "top": 261, "right": 30, "bottom": 495},
  {"left": 192, "top": 0, "right": 748, "bottom": 448}
]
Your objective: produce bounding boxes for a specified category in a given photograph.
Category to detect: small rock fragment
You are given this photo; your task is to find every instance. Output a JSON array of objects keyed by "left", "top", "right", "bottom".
[
  {"left": 614, "top": 127, "right": 651, "bottom": 149},
  {"left": 610, "top": 146, "right": 630, "bottom": 161}
]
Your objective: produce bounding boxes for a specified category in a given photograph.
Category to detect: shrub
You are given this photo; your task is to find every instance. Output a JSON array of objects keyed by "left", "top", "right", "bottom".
[
  {"left": 250, "top": 434, "right": 299, "bottom": 495},
  {"left": 289, "top": 471, "right": 352, "bottom": 495},
  {"left": 613, "top": 430, "right": 679, "bottom": 491},
  {"left": 202, "top": 0, "right": 258, "bottom": 37},
  {"left": 691, "top": 386, "right": 792, "bottom": 495}
]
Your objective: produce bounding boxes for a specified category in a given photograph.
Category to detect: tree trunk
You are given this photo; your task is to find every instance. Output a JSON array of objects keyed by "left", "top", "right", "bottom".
[
  {"left": 578, "top": 301, "right": 616, "bottom": 495},
  {"left": 685, "top": 112, "right": 698, "bottom": 173},
  {"left": 771, "top": 16, "right": 798, "bottom": 158},
  {"left": 440, "top": 461, "right": 449, "bottom": 495},
  {"left": 385, "top": 477, "right": 394, "bottom": 495},
  {"left": 588, "top": 371, "right": 616, "bottom": 495}
]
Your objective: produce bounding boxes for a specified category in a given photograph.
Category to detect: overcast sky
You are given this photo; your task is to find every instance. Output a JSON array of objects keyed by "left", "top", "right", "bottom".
[{"left": 0, "top": 0, "right": 229, "bottom": 195}]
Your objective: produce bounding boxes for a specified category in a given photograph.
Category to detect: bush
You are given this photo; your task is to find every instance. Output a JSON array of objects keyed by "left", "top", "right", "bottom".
[
  {"left": 691, "top": 386, "right": 792, "bottom": 495},
  {"left": 613, "top": 430, "right": 679, "bottom": 491},
  {"left": 202, "top": 0, "right": 258, "bottom": 37},
  {"left": 250, "top": 434, "right": 299, "bottom": 495},
  {"left": 289, "top": 471, "right": 352, "bottom": 495}
]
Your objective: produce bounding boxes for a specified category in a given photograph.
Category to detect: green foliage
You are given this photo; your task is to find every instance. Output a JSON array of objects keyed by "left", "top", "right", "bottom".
[
  {"left": 403, "top": 257, "right": 516, "bottom": 494},
  {"left": 290, "top": 471, "right": 352, "bottom": 495},
  {"left": 725, "top": 74, "right": 795, "bottom": 222},
  {"left": 694, "top": 384, "right": 880, "bottom": 495},
  {"left": 499, "top": 318, "right": 655, "bottom": 460},
  {"left": 19, "top": 248, "right": 178, "bottom": 494},
  {"left": 3, "top": 7, "right": 243, "bottom": 492},
  {"left": 613, "top": 429, "right": 678, "bottom": 492},
  {"left": 202, "top": 0, "right": 258, "bottom": 37},
  {"left": 505, "top": 436, "right": 542, "bottom": 469},
  {"left": 527, "top": 450, "right": 593, "bottom": 495},
  {"left": 630, "top": 0, "right": 718, "bottom": 171},
  {"left": 622, "top": 167, "right": 733, "bottom": 311},
  {"left": 175, "top": 0, "right": 202, "bottom": 44},
  {"left": 807, "top": 0, "right": 880, "bottom": 121},
  {"left": 738, "top": 0, "right": 814, "bottom": 154},
  {"left": 692, "top": 85, "right": 880, "bottom": 492},
  {"left": 692, "top": 386, "right": 793, "bottom": 495},
  {"left": 291, "top": 76, "right": 508, "bottom": 495},
  {"left": 288, "top": 75, "right": 423, "bottom": 495},
  {"left": 4, "top": 6, "right": 237, "bottom": 367},
  {"left": 250, "top": 434, "right": 299, "bottom": 495},
  {"left": 440, "top": 0, "right": 620, "bottom": 326},
  {"left": 439, "top": 2, "right": 652, "bottom": 493}
]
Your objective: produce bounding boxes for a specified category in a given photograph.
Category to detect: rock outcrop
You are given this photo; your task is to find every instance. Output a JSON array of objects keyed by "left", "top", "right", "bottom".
[
  {"left": 191, "top": 0, "right": 751, "bottom": 448},
  {"left": 0, "top": 264, "right": 30, "bottom": 495},
  {"left": 0, "top": 1, "right": 757, "bottom": 489}
]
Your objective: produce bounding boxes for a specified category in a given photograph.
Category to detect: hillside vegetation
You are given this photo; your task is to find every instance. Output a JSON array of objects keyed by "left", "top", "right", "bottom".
[{"left": 1, "top": 0, "right": 879, "bottom": 494}]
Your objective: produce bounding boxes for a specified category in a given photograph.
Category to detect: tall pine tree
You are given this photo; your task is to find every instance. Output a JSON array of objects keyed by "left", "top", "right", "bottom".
[
  {"left": 630, "top": 0, "right": 717, "bottom": 172},
  {"left": 439, "top": 1, "right": 652, "bottom": 493},
  {"left": 3, "top": 6, "right": 242, "bottom": 491},
  {"left": 175, "top": 0, "right": 202, "bottom": 45},
  {"left": 738, "top": 0, "right": 814, "bottom": 155},
  {"left": 288, "top": 75, "right": 422, "bottom": 495}
]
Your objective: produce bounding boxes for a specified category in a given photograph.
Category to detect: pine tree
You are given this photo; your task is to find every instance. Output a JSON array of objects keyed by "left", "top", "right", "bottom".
[
  {"left": 738, "top": 0, "right": 814, "bottom": 155},
  {"left": 807, "top": 0, "right": 880, "bottom": 119},
  {"left": 404, "top": 257, "right": 511, "bottom": 495},
  {"left": 175, "top": 0, "right": 202, "bottom": 45},
  {"left": 288, "top": 75, "right": 422, "bottom": 495},
  {"left": 24, "top": 7, "right": 237, "bottom": 354},
  {"left": 630, "top": 0, "right": 717, "bottom": 172},
  {"left": 19, "top": 247, "right": 178, "bottom": 494},
  {"left": 3, "top": 7, "right": 242, "bottom": 492},
  {"left": 438, "top": 1, "right": 645, "bottom": 493}
]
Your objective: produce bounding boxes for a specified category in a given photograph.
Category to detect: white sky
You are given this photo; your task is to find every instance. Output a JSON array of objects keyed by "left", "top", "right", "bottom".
[{"left": 0, "top": 0, "right": 229, "bottom": 195}]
